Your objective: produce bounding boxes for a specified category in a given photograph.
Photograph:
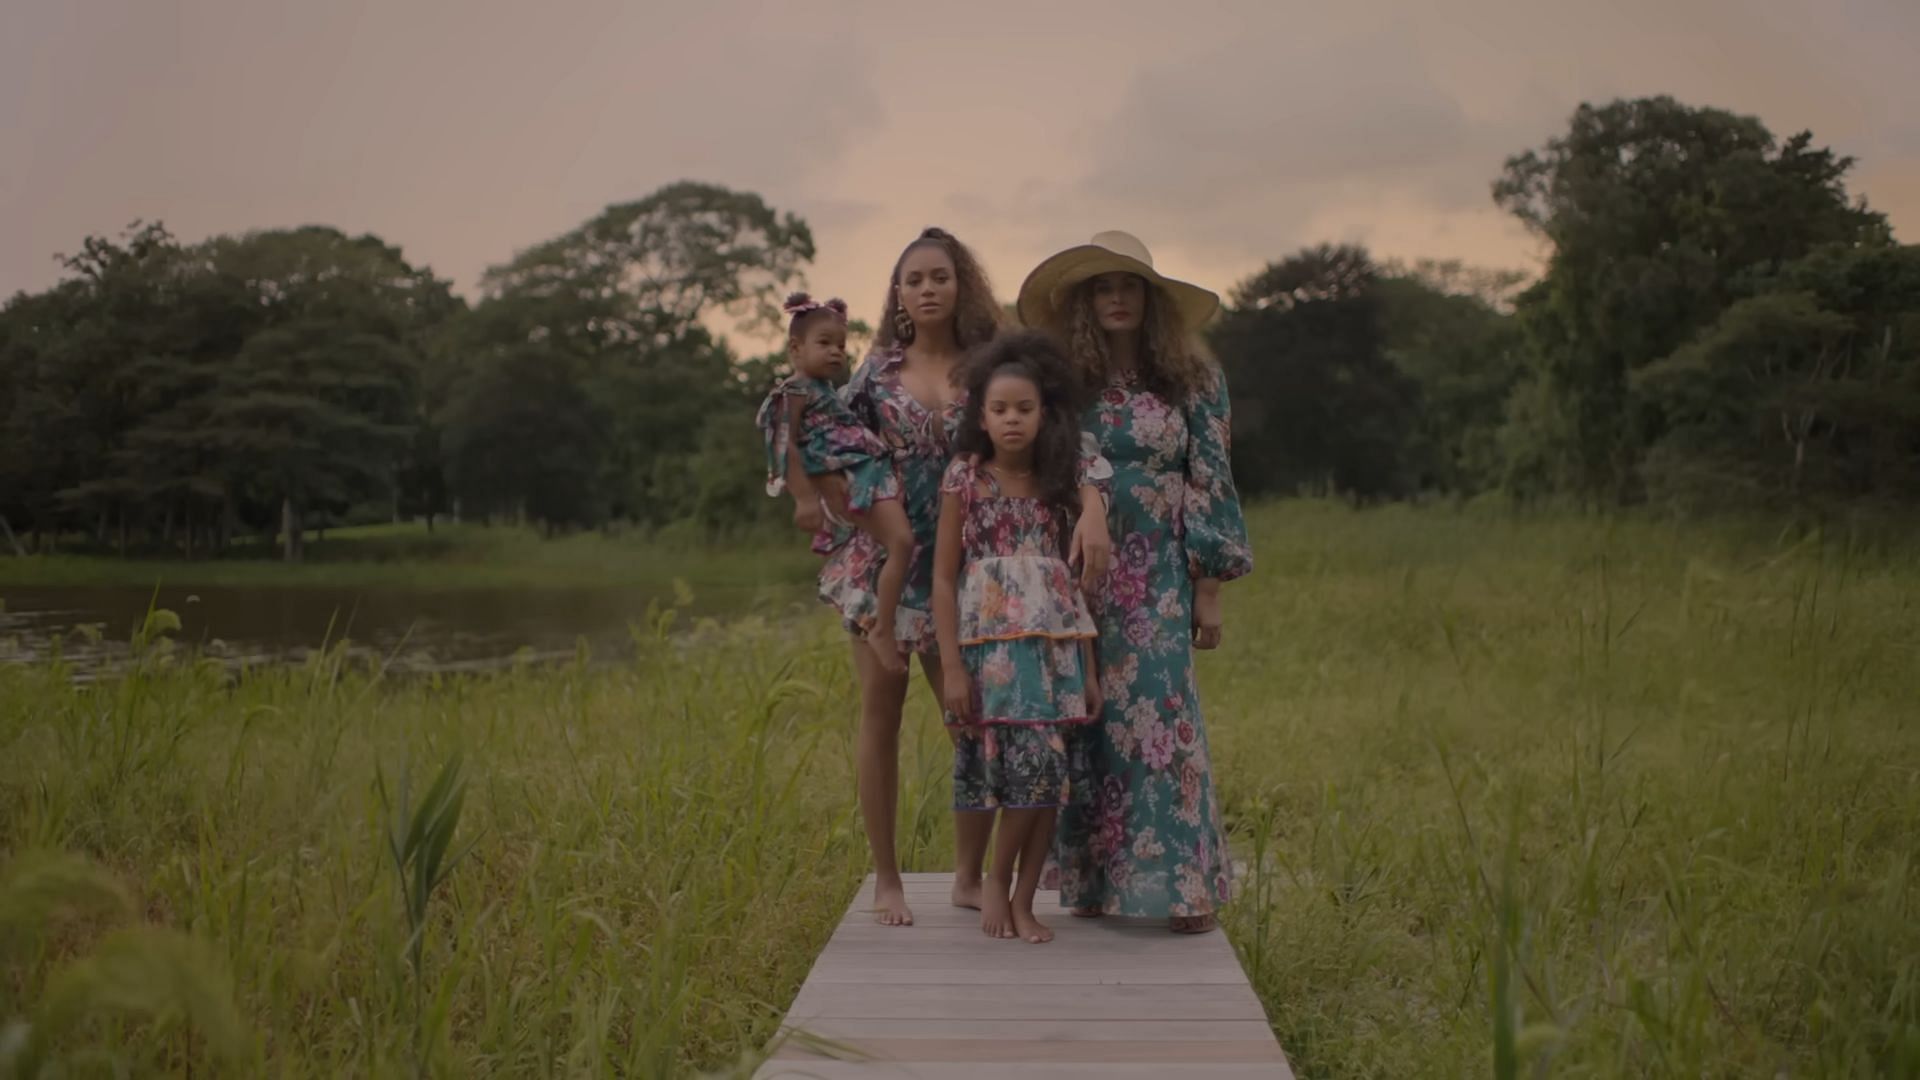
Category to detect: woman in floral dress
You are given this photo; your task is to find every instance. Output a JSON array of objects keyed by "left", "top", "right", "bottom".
[
  {"left": 1018, "top": 231, "right": 1253, "bottom": 933},
  {"left": 808, "top": 228, "right": 1112, "bottom": 927}
]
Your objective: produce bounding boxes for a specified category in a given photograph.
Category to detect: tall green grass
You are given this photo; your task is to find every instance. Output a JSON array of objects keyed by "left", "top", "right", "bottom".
[
  {"left": 3, "top": 502, "right": 1916, "bottom": 1076},
  {"left": 1216, "top": 502, "right": 1920, "bottom": 1076},
  {"left": 0, "top": 603, "right": 953, "bottom": 1076}
]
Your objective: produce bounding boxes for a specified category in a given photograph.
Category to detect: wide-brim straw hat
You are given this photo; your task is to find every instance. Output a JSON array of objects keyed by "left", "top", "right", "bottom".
[{"left": 1016, "top": 230, "right": 1220, "bottom": 331}]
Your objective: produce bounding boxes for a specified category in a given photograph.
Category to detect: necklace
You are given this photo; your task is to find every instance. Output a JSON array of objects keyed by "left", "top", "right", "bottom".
[{"left": 988, "top": 462, "right": 1033, "bottom": 479}]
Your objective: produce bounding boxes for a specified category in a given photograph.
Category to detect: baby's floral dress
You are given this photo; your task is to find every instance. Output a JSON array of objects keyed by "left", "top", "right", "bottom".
[{"left": 756, "top": 373, "right": 900, "bottom": 557}]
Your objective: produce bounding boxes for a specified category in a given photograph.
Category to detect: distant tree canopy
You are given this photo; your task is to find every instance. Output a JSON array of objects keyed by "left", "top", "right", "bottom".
[
  {"left": 1491, "top": 96, "right": 1899, "bottom": 507},
  {"left": 0, "top": 183, "right": 816, "bottom": 558},
  {"left": 0, "top": 223, "right": 460, "bottom": 559},
  {"left": 443, "top": 182, "right": 814, "bottom": 532},
  {"left": 1214, "top": 96, "right": 1914, "bottom": 515},
  {"left": 2, "top": 99, "right": 1915, "bottom": 560}
]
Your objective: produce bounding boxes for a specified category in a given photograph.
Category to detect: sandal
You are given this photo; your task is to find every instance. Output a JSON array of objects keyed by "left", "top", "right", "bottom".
[{"left": 1170, "top": 913, "right": 1218, "bottom": 934}]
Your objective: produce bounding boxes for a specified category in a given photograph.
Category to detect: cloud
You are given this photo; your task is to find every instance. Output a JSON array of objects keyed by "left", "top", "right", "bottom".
[
  {"left": 795, "top": 197, "right": 882, "bottom": 234},
  {"left": 1087, "top": 31, "right": 1477, "bottom": 196},
  {"left": 1028, "top": 24, "right": 1542, "bottom": 284},
  {"left": 3, "top": 0, "right": 1917, "bottom": 309},
  {"left": 939, "top": 1, "right": 1919, "bottom": 294},
  {"left": 0, "top": 1, "right": 890, "bottom": 295}
]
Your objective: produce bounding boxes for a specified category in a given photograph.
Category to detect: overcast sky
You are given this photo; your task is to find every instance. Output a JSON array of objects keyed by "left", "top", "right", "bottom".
[{"left": 4, "top": 0, "right": 1915, "bottom": 344}]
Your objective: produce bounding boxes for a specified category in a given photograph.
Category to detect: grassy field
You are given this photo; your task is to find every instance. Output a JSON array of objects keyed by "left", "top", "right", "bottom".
[{"left": 2, "top": 502, "right": 1917, "bottom": 1077}]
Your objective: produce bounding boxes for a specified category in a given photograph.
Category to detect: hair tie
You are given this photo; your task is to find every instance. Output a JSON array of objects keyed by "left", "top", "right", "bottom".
[{"left": 784, "top": 292, "right": 848, "bottom": 330}]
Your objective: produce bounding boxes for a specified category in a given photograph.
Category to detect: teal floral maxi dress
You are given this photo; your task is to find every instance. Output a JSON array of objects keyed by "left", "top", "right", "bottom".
[
  {"left": 940, "top": 459, "right": 1098, "bottom": 810},
  {"left": 1050, "top": 370, "right": 1253, "bottom": 918}
]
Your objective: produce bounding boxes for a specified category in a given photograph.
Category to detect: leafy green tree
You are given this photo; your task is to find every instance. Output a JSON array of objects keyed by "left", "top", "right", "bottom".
[
  {"left": 1493, "top": 96, "right": 1890, "bottom": 501},
  {"left": 1376, "top": 264, "right": 1527, "bottom": 494},
  {"left": 1, "top": 223, "right": 456, "bottom": 559},
  {"left": 199, "top": 228, "right": 454, "bottom": 558},
  {"left": 209, "top": 320, "right": 418, "bottom": 559},
  {"left": 479, "top": 180, "right": 814, "bottom": 346},
  {"left": 1210, "top": 244, "right": 1419, "bottom": 498},
  {"left": 0, "top": 284, "right": 98, "bottom": 550},
  {"left": 4, "top": 184, "right": 813, "bottom": 553},
  {"left": 102, "top": 250, "right": 267, "bottom": 555},
  {"left": 439, "top": 343, "right": 609, "bottom": 531},
  {"left": 30, "top": 223, "right": 194, "bottom": 552},
  {"left": 1634, "top": 244, "right": 1920, "bottom": 512},
  {"left": 686, "top": 408, "right": 779, "bottom": 533},
  {"left": 451, "top": 181, "right": 817, "bottom": 530}
]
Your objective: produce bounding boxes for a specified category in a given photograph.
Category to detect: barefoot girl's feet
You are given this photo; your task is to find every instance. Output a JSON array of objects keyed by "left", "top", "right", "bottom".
[
  {"left": 951, "top": 874, "right": 983, "bottom": 910},
  {"left": 1012, "top": 905, "right": 1054, "bottom": 944},
  {"left": 980, "top": 887, "right": 1017, "bottom": 939},
  {"left": 872, "top": 878, "right": 914, "bottom": 927},
  {"left": 1170, "top": 913, "right": 1217, "bottom": 934}
]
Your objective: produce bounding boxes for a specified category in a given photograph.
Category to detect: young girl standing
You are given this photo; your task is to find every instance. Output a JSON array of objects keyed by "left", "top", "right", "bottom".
[
  {"left": 756, "top": 293, "right": 916, "bottom": 672},
  {"left": 932, "top": 331, "right": 1102, "bottom": 944}
]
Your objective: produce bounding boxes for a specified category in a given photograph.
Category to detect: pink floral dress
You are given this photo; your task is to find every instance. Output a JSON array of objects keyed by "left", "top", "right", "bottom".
[
  {"left": 942, "top": 459, "right": 1097, "bottom": 811},
  {"left": 1050, "top": 370, "right": 1253, "bottom": 917},
  {"left": 816, "top": 346, "right": 1109, "bottom": 649},
  {"left": 813, "top": 349, "right": 958, "bottom": 644}
]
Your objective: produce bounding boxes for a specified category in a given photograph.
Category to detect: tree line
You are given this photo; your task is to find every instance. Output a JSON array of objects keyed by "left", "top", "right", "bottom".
[
  {"left": 0, "top": 183, "right": 810, "bottom": 559},
  {"left": 1215, "top": 97, "right": 1917, "bottom": 512},
  {"left": 2, "top": 96, "right": 1915, "bottom": 560}
]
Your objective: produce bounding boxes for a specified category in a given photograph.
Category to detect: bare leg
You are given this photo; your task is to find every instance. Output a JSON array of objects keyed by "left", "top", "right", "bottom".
[
  {"left": 863, "top": 500, "right": 914, "bottom": 675},
  {"left": 1010, "top": 807, "right": 1057, "bottom": 943},
  {"left": 850, "top": 637, "right": 913, "bottom": 926},
  {"left": 951, "top": 813, "right": 991, "bottom": 910},
  {"left": 980, "top": 808, "right": 1027, "bottom": 940},
  {"left": 920, "top": 651, "right": 990, "bottom": 909}
]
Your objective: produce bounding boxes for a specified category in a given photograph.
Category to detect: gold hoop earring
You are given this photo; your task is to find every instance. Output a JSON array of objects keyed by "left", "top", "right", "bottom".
[{"left": 893, "top": 299, "right": 915, "bottom": 344}]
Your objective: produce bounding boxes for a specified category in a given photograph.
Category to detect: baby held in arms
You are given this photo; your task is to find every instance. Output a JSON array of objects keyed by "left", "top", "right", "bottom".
[{"left": 755, "top": 293, "right": 916, "bottom": 673}]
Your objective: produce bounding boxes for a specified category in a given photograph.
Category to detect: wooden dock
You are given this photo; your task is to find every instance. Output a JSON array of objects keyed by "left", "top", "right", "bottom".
[{"left": 755, "top": 872, "right": 1292, "bottom": 1079}]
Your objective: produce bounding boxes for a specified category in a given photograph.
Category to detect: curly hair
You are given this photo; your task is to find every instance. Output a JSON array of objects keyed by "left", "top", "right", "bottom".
[
  {"left": 875, "top": 227, "right": 1003, "bottom": 352},
  {"left": 783, "top": 291, "right": 848, "bottom": 341},
  {"left": 1057, "top": 276, "right": 1215, "bottom": 404},
  {"left": 954, "top": 330, "right": 1085, "bottom": 518}
]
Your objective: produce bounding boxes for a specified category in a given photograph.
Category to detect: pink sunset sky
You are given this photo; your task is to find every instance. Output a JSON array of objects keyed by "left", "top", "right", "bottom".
[{"left": 4, "top": 0, "right": 1916, "bottom": 348}]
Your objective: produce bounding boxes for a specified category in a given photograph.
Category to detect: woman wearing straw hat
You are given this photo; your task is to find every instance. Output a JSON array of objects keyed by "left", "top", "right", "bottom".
[{"left": 1019, "top": 231, "right": 1253, "bottom": 934}]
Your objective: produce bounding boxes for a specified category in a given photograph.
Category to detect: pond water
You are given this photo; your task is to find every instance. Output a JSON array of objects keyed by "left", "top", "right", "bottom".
[{"left": 0, "top": 581, "right": 811, "bottom": 677}]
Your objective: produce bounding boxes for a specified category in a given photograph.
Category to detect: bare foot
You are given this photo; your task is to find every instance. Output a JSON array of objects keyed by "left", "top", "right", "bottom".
[
  {"left": 980, "top": 889, "right": 1017, "bottom": 939},
  {"left": 1170, "top": 913, "right": 1217, "bottom": 934},
  {"left": 1012, "top": 904, "right": 1054, "bottom": 944},
  {"left": 951, "top": 875, "right": 983, "bottom": 911},
  {"left": 872, "top": 879, "right": 914, "bottom": 927}
]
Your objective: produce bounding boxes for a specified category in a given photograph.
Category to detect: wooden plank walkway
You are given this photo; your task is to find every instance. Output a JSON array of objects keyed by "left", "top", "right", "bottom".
[{"left": 755, "top": 872, "right": 1292, "bottom": 1079}]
